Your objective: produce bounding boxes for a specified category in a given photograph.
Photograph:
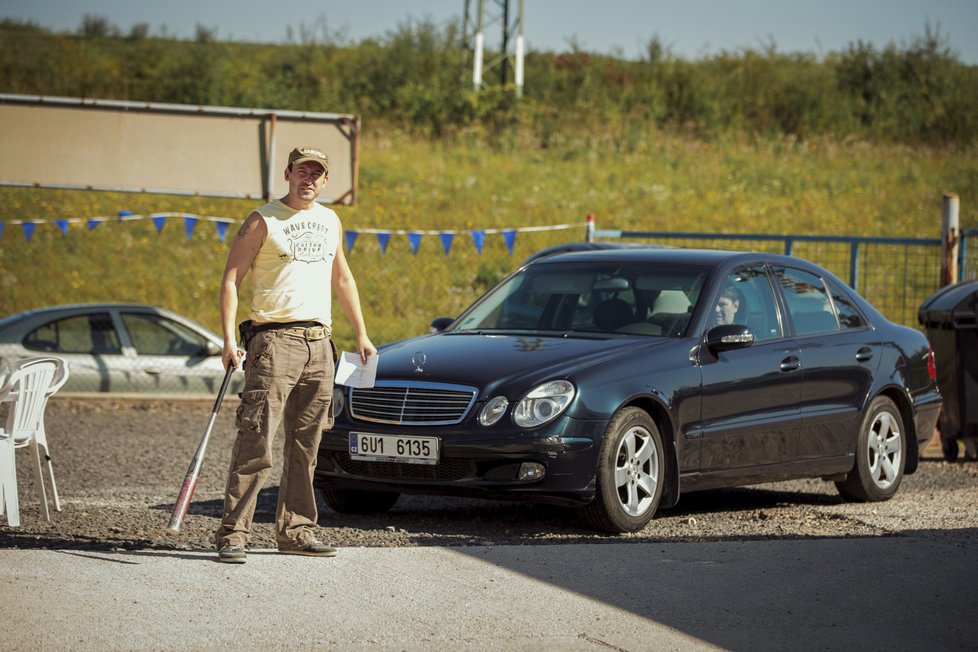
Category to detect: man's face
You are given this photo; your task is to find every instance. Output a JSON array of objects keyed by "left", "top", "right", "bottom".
[
  {"left": 714, "top": 296, "right": 739, "bottom": 325},
  {"left": 286, "top": 161, "right": 327, "bottom": 201}
]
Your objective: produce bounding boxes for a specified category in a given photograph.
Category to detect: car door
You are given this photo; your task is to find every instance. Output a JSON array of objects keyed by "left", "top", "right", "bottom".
[
  {"left": 118, "top": 311, "right": 225, "bottom": 393},
  {"left": 772, "top": 267, "right": 881, "bottom": 461},
  {"left": 21, "top": 310, "right": 140, "bottom": 392},
  {"left": 696, "top": 265, "right": 803, "bottom": 473}
]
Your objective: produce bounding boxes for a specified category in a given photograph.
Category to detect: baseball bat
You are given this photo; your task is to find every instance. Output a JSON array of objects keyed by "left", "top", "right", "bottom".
[{"left": 166, "top": 364, "right": 235, "bottom": 534}]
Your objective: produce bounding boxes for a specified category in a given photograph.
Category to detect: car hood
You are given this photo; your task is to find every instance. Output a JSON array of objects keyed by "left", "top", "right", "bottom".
[{"left": 372, "top": 332, "right": 676, "bottom": 398}]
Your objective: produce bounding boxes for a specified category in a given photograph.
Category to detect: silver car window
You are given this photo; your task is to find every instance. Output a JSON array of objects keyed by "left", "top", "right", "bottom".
[
  {"left": 121, "top": 313, "right": 210, "bottom": 356},
  {"left": 24, "top": 312, "right": 122, "bottom": 354}
]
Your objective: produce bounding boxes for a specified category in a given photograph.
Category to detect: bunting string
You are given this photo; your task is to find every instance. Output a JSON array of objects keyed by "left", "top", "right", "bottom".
[{"left": 1, "top": 210, "right": 586, "bottom": 255}]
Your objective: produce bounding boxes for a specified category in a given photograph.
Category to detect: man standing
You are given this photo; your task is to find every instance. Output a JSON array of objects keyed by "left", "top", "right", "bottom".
[{"left": 214, "top": 146, "right": 376, "bottom": 564}]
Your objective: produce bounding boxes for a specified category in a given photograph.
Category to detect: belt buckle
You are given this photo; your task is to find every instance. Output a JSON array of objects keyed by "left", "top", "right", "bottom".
[{"left": 303, "top": 325, "right": 323, "bottom": 340}]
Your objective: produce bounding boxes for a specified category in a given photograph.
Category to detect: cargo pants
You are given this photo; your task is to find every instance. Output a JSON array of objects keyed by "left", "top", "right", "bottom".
[{"left": 215, "top": 324, "right": 335, "bottom": 549}]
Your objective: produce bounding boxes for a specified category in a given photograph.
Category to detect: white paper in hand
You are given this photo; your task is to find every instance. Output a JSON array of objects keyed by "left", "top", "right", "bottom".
[{"left": 335, "top": 352, "right": 378, "bottom": 388}]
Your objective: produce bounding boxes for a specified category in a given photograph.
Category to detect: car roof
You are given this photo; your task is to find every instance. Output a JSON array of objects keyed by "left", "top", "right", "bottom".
[
  {"left": 1, "top": 303, "right": 164, "bottom": 324},
  {"left": 522, "top": 241, "right": 668, "bottom": 264},
  {"left": 0, "top": 303, "right": 181, "bottom": 337},
  {"left": 527, "top": 247, "right": 795, "bottom": 267}
]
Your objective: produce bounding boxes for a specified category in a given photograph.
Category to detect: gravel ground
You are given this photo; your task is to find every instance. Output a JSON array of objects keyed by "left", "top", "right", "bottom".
[{"left": 3, "top": 397, "right": 977, "bottom": 551}]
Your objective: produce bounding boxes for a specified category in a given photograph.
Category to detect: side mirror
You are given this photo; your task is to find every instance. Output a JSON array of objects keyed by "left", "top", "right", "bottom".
[
  {"left": 429, "top": 317, "right": 455, "bottom": 333},
  {"left": 705, "top": 324, "right": 754, "bottom": 354},
  {"left": 205, "top": 340, "right": 223, "bottom": 357}
]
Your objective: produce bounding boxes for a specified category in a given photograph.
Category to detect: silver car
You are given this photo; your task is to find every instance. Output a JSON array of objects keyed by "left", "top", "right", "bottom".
[{"left": 0, "top": 304, "right": 239, "bottom": 394}]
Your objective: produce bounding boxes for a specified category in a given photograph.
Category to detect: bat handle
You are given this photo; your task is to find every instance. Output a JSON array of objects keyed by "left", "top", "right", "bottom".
[{"left": 212, "top": 364, "right": 235, "bottom": 414}]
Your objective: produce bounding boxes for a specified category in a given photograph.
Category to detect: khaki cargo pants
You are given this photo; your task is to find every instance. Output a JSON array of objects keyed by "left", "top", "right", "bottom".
[{"left": 215, "top": 324, "right": 335, "bottom": 549}]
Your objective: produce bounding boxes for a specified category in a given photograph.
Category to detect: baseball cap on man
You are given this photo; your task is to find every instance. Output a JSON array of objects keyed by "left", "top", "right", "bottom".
[{"left": 288, "top": 147, "right": 329, "bottom": 173}]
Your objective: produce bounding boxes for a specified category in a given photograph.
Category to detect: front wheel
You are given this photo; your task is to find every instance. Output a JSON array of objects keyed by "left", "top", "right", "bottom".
[
  {"left": 317, "top": 485, "right": 400, "bottom": 514},
  {"left": 582, "top": 407, "right": 665, "bottom": 533},
  {"left": 836, "top": 396, "right": 905, "bottom": 502}
]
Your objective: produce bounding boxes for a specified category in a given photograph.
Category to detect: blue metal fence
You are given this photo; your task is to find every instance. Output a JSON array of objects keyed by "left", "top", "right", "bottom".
[
  {"left": 962, "top": 228, "right": 978, "bottom": 282},
  {"left": 591, "top": 228, "right": 955, "bottom": 328}
]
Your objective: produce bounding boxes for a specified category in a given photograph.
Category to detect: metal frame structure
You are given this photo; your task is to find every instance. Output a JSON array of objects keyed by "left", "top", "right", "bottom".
[{"left": 463, "top": 0, "right": 525, "bottom": 96}]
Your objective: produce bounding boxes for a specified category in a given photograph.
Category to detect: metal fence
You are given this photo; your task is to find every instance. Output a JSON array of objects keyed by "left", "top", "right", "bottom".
[
  {"left": 590, "top": 227, "right": 954, "bottom": 329},
  {"left": 963, "top": 228, "right": 978, "bottom": 282},
  {"left": 7, "top": 216, "right": 974, "bottom": 395}
]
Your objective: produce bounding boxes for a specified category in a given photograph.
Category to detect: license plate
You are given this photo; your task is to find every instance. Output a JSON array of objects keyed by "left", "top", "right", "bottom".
[{"left": 349, "top": 432, "right": 440, "bottom": 465}]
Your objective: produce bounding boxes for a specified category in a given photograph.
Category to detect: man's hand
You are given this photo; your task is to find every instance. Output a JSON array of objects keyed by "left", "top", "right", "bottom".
[
  {"left": 223, "top": 341, "right": 244, "bottom": 370},
  {"left": 356, "top": 335, "right": 377, "bottom": 364}
]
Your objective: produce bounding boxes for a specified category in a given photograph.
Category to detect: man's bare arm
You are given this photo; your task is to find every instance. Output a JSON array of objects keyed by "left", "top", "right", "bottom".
[
  {"left": 332, "top": 226, "right": 376, "bottom": 363},
  {"left": 219, "top": 212, "right": 266, "bottom": 369}
]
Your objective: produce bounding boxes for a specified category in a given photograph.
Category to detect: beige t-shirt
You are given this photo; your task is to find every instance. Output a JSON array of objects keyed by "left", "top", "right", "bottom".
[{"left": 249, "top": 198, "right": 340, "bottom": 325}]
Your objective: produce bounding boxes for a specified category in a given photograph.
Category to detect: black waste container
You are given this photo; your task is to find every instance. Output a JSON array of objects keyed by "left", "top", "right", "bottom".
[{"left": 918, "top": 280, "right": 978, "bottom": 461}]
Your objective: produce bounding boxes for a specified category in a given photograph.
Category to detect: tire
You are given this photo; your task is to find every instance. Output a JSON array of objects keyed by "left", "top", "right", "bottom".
[
  {"left": 582, "top": 407, "right": 665, "bottom": 533},
  {"left": 836, "top": 396, "right": 906, "bottom": 502},
  {"left": 318, "top": 486, "right": 400, "bottom": 514}
]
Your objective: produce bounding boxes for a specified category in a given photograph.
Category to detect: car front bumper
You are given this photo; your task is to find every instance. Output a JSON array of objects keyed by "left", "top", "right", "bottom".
[{"left": 315, "top": 417, "right": 607, "bottom": 506}]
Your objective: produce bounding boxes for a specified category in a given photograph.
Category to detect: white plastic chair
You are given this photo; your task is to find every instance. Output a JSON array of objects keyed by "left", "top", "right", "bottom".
[{"left": 0, "top": 356, "right": 68, "bottom": 526}]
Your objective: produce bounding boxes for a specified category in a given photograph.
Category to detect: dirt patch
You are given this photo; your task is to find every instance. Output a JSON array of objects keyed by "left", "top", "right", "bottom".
[{"left": 3, "top": 398, "right": 977, "bottom": 551}]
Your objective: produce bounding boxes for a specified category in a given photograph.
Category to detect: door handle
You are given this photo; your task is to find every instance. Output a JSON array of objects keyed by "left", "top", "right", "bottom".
[
  {"left": 780, "top": 356, "right": 801, "bottom": 372},
  {"left": 855, "top": 347, "right": 874, "bottom": 362},
  {"left": 144, "top": 367, "right": 162, "bottom": 375}
]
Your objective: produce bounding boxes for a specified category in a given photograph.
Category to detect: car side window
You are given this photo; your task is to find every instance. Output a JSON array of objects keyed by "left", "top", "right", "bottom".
[
  {"left": 122, "top": 313, "right": 210, "bottom": 357},
  {"left": 24, "top": 313, "right": 122, "bottom": 354},
  {"left": 774, "top": 267, "right": 840, "bottom": 336},
  {"left": 825, "top": 279, "right": 868, "bottom": 330},
  {"left": 716, "top": 266, "right": 782, "bottom": 341}
]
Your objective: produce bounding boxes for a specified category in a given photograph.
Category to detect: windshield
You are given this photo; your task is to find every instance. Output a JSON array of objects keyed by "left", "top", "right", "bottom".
[{"left": 454, "top": 261, "right": 708, "bottom": 337}]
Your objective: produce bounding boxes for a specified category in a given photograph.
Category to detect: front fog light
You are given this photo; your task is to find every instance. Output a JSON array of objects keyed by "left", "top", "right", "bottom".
[
  {"left": 479, "top": 396, "right": 509, "bottom": 426},
  {"left": 518, "top": 462, "right": 545, "bottom": 481}
]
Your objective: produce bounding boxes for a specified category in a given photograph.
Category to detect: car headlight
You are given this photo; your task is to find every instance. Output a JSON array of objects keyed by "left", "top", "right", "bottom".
[
  {"left": 332, "top": 385, "right": 346, "bottom": 419},
  {"left": 479, "top": 396, "right": 510, "bottom": 426},
  {"left": 513, "top": 380, "right": 576, "bottom": 428}
]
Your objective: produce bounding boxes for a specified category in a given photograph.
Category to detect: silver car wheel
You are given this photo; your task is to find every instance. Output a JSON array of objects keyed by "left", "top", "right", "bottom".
[
  {"left": 867, "top": 409, "right": 902, "bottom": 490},
  {"left": 614, "top": 425, "right": 659, "bottom": 517}
]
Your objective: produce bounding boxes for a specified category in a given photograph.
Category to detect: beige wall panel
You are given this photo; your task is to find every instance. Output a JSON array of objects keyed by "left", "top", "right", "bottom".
[{"left": 0, "top": 99, "right": 357, "bottom": 204}]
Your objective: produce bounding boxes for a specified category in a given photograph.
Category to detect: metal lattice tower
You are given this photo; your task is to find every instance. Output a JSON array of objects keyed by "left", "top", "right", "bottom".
[{"left": 463, "top": 0, "right": 525, "bottom": 97}]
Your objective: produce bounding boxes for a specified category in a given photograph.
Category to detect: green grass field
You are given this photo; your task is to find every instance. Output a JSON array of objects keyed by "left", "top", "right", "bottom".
[{"left": 1, "top": 131, "right": 975, "bottom": 351}]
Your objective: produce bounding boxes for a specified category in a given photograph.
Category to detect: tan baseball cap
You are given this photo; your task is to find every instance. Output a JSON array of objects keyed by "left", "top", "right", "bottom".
[{"left": 287, "top": 147, "right": 329, "bottom": 173}]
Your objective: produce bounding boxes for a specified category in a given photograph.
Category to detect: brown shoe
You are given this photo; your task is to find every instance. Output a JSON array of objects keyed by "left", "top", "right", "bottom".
[
  {"left": 217, "top": 544, "right": 247, "bottom": 564},
  {"left": 278, "top": 538, "right": 337, "bottom": 557}
]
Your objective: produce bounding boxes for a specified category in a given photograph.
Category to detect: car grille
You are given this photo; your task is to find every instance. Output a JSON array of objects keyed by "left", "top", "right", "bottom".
[
  {"left": 349, "top": 381, "right": 478, "bottom": 426},
  {"left": 334, "top": 452, "right": 474, "bottom": 481}
]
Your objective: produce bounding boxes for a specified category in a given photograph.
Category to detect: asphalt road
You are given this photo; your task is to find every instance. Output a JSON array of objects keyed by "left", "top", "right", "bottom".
[
  {"left": 2, "top": 398, "right": 978, "bottom": 650},
  {"left": 3, "top": 535, "right": 977, "bottom": 651}
]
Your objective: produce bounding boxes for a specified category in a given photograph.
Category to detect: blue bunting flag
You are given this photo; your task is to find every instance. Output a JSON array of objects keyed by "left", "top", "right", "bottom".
[
  {"left": 440, "top": 232, "right": 455, "bottom": 256},
  {"left": 377, "top": 232, "right": 391, "bottom": 255},
  {"left": 503, "top": 229, "right": 517, "bottom": 255},
  {"left": 407, "top": 232, "right": 423, "bottom": 255},
  {"left": 471, "top": 229, "right": 485, "bottom": 254},
  {"left": 183, "top": 215, "right": 198, "bottom": 241}
]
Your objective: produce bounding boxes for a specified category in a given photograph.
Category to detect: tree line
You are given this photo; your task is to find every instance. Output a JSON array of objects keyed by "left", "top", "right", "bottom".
[{"left": 1, "top": 16, "right": 976, "bottom": 147}]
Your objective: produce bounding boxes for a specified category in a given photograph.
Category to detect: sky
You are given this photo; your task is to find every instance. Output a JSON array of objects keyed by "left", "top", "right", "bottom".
[{"left": 3, "top": 0, "right": 977, "bottom": 64}]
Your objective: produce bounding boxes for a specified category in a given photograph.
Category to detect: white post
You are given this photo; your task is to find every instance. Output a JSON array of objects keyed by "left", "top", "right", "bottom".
[
  {"left": 473, "top": 31, "right": 484, "bottom": 90},
  {"left": 941, "top": 192, "right": 960, "bottom": 286},
  {"left": 515, "top": 0, "right": 524, "bottom": 98},
  {"left": 515, "top": 34, "right": 524, "bottom": 97}
]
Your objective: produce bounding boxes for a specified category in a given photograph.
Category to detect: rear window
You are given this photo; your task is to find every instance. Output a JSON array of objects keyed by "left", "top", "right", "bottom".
[
  {"left": 773, "top": 267, "right": 840, "bottom": 336},
  {"left": 24, "top": 313, "right": 122, "bottom": 354}
]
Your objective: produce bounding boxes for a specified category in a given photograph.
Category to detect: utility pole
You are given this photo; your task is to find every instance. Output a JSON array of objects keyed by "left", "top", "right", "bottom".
[{"left": 463, "top": 0, "right": 524, "bottom": 97}]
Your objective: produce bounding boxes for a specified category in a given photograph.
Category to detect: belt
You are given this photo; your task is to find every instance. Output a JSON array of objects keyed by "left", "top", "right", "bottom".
[{"left": 254, "top": 321, "right": 329, "bottom": 341}]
